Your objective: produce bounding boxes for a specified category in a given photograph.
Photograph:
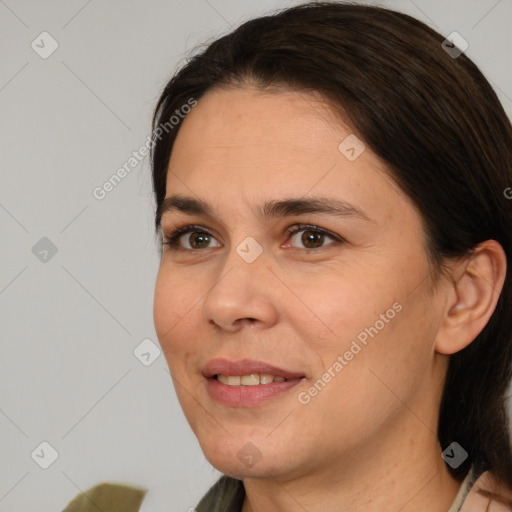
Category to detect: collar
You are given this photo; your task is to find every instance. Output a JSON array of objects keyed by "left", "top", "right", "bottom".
[{"left": 451, "top": 464, "right": 512, "bottom": 512}]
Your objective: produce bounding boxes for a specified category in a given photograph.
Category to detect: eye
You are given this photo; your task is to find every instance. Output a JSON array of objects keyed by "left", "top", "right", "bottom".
[
  {"left": 162, "top": 224, "right": 221, "bottom": 251},
  {"left": 162, "top": 223, "right": 344, "bottom": 252},
  {"left": 285, "top": 224, "right": 343, "bottom": 249}
]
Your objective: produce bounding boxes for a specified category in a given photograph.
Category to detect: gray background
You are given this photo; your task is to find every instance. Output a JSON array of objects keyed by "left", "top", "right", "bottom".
[{"left": 1, "top": 0, "right": 511, "bottom": 510}]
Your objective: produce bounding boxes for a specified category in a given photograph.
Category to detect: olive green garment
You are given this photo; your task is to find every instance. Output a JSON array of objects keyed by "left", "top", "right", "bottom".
[
  {"left": 195, "top": 475, "right": 245, "bottom": 512},
  {"left": 61, "top": 482, "right": 147, "bottom": 512}
]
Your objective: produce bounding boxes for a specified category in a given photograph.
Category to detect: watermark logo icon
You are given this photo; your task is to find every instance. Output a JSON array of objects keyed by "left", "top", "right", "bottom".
[
  {"left": 31, "top": 441, "right": 59, "bottom": 469},
  {"left": 442, "top": 441, "right": 468, "bottom": 469},
  {"left": 31, "top": 32, "right": 59, "bottom": 59},
  {"left": 236, "top": 237, "right": 263, "bottom": 263},
  {"left": 442, "top": 32, "right": 468, "bottom": 59},
  {"left": 32, "top": 237, "right": 58, "bottom": 263},
  {"left": 338, "top": 134, "right": 365, "bottom": 161},
  {"left": 133, "top": 338, "right": 161, "bottom": 366},
  {"left": 237, "top": 442, "right": 263, "bottom": 468}
]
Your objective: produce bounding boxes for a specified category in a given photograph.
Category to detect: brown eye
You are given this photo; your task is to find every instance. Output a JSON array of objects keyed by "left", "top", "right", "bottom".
[
  {"left": 186, "top": 232, "right": 212, "bottom": 249},
  {"left": 288, "top": 225, "right": 339, "bottom": 249},
  {"left": 301, "top": 231, "right": 325, "bottom": 249},
  {"left": 162, "top": 225, "right": 221, "bottom": 251}
]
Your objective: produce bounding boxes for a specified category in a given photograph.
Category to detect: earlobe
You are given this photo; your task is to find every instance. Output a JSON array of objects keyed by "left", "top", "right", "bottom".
[{"left": 435, "top": 240, "right": 507, "bottom": 356}]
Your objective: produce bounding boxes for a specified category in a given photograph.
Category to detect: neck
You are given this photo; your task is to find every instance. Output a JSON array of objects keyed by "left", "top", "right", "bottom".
[{"left": 240, "top": 417, "right": 462, "bottom": 512}]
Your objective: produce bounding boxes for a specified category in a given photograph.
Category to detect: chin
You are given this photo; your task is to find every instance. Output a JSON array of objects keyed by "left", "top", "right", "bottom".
[
  {"left": 205, "top": 452, "right": 283, "bottom": 480},
  {"left": 199, "top": 433, "right": 304, "bottom": 481}
]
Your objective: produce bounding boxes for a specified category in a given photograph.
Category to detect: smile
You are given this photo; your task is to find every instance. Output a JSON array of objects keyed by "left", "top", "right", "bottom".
[{"left": 215, "top": 373, "right": 287, "bottom": 385}]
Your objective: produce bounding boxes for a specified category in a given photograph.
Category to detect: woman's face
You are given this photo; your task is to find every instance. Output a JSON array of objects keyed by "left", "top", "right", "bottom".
[{"left": 153, "top": 86, "right": 450, "bottom": 481}]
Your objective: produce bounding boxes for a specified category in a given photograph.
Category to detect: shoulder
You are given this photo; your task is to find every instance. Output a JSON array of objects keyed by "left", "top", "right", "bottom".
[
  {"left": 457, "top": 465, "right": 512, "bottom": 512},
  {"left": 195, "top": 475, "right": 246, "bottom": 512}
]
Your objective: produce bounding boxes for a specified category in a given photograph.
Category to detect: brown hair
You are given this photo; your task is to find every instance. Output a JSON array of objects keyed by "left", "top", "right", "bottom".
[{"left": 150, "top": 1, "right": 512, "bottom": 504}]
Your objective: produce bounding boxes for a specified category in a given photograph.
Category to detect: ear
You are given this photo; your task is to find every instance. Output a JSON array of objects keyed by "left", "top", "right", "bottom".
[{"left": 435, "top": 240, "right": 507, "bottom": 355}]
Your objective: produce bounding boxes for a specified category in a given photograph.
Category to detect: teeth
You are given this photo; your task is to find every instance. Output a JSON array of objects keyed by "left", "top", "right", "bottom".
[
  {"left": 216, "top": 373, "right": 287, "bottom": 386},
  {"left": 241, "top": 374, "right": 260, "bottom": 386},
  {"left": 223, "top": 375, "right": 241, "bottom": 386}
]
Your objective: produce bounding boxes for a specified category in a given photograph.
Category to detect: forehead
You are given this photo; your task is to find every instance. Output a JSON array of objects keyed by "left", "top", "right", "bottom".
[
  {"left": 171, "top": 86, "right": 346, "bottom": 159},
  {"left": 164, "top": 86, "right": 411, "bottom": 223}
]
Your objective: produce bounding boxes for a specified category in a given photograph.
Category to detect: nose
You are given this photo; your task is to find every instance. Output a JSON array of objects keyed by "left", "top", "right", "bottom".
[{"left": 201, "top": 245, "right": 279, "bottom": 332}]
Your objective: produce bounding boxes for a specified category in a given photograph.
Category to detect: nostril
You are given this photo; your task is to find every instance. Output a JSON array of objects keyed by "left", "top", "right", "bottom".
[
  {"left": 208, "top": 318, "right": 256, "bottom": 326},
  {"left": 236, "top": 318, "right": 257, "bottom": 326}
]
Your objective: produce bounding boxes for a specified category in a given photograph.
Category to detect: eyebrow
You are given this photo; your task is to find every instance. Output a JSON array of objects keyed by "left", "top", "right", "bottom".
[{"left": 156, "top": 194, "right": 372, "bottom": 228}]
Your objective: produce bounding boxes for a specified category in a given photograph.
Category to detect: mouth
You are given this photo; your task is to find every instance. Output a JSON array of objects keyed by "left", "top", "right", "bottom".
[
  {"left": 214, "top": 373, "right": 289, "bottom": 385},
  {"left": 202, "top": 357, "right": 306, "bottom": 380},
  {"left": 202, "top": 358, "right": 307, "bottom": 407}
]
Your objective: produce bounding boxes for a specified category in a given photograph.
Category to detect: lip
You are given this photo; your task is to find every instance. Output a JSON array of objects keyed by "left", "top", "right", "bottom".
[
  {"left": 202, "top": 358, "right": 306, "bottom": 380},
  {"left": 202, "top": 358, "right": 307, "bottom": 408}
]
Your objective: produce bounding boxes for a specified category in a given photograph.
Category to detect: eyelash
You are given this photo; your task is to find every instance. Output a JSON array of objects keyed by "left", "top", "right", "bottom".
[{"left": 161, "top": 223, "right": 344, "bottom": 251}]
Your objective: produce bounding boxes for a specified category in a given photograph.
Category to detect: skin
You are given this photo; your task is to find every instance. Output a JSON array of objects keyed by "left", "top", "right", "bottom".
[{"left": 153, "top": 85, "right": 507, "bottom": 512}]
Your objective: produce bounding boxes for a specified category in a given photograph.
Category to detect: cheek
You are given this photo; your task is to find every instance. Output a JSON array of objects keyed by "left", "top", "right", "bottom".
[
  {"left": 298, "top": 303, "right": 430, "bottom": 440},
  {"left": 328, "top": 287, "right": 435, "bottom": 410},
  {"left": 153, "top": 266, "right": 199, "bottom": 358},
  {"left": 290, "top": 257, "right": 432, "bottom": 392},
  {"left": 285, "top": 263, "right": 402, "bottom": 354}
]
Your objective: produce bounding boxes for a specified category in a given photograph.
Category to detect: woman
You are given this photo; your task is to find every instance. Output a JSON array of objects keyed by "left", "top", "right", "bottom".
[{"left": 148, "top": 2, "right": 512, "bottom": 511}]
